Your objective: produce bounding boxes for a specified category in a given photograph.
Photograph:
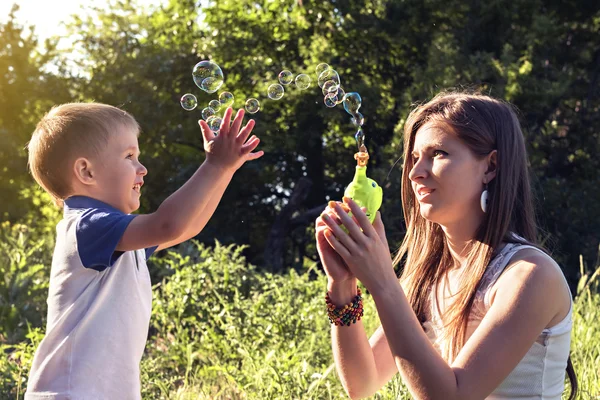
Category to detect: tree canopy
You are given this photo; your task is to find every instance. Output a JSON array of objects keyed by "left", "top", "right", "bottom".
[{"left": 1, "top": 0, "right": 598, "bottom": 281}]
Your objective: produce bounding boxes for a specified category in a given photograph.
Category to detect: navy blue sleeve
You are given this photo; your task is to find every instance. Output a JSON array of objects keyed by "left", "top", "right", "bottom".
[
  {"left": 76, "top": 209, "right": 137, "bottom": 271},
  {"left": 145, "top": 246, "right": 157, "bottom": 260}
]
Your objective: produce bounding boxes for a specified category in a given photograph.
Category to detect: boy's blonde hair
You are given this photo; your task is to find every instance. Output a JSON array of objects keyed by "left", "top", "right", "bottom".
[{"left": 27, "top": 103, "right": 140, "bottom": 207}]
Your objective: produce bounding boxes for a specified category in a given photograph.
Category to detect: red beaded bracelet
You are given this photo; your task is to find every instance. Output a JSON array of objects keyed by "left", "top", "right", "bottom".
[{"left": 325, "top": 287, "right": 364, "bottom": 326}]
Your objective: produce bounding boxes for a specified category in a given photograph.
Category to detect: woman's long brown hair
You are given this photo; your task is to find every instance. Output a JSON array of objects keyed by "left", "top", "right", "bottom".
[{"left": 393, "top": 91, "right": 577, "bottom": 399}]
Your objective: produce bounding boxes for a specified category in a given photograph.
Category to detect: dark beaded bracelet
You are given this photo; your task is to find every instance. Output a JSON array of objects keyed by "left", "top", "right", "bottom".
[{"left": 325, "top": 287, "right": 364, "bottom": 326}]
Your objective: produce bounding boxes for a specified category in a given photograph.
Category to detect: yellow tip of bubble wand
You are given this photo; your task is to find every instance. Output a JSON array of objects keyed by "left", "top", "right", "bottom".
[{"left": 328, "top": 92, "right": 383, "bottom": 225}]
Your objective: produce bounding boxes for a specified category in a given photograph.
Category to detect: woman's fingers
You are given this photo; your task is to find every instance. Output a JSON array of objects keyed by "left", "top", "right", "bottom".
[
  {"left": 320, "top": 206, "right": 343, "bottom": 226},
  {"left": 333, "top": 203, "right": 365, "bottom": 243},
  {"left": 372, "top": 211, "right": 389, "bottom": 248},
  {"left": 344, "top": 197, "right": 377, "bottom": 238},
  {"left": 323, "top": 228, "right": 351, "bottom": 260},
  {"left": 321, "top": 213, "right": 356, "bottom": 255}
]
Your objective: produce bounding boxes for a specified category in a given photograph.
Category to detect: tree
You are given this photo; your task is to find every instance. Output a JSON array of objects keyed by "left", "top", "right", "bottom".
[
  {"left": 2, "top": 0, "right": 598, "bottom": 279},
  {"left": 0, "top": 4, "right": 71, "bottom": 223}
]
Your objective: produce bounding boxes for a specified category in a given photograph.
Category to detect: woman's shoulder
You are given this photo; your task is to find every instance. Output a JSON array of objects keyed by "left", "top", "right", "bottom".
[{"left": 489, "top": 244, "right": 572, "bottom": 328}]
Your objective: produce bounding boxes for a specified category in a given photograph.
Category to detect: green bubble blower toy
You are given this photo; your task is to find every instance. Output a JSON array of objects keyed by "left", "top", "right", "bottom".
[{"left": 330, "top": 92, "right": 383, "bottom": 224}]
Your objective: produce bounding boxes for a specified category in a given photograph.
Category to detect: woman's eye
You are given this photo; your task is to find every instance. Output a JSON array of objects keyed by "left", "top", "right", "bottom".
[{"left": 433, "top": 150, "right": 447, "bottom": 157}]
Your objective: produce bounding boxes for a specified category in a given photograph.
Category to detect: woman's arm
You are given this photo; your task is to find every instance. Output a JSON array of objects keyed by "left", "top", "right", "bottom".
[
  {"left": 370, "top": 253, "right": 567, "bottom": 400},
  {"left": 329, "top": 280, "right": 398, "bottom": 399},
  {"left": 322, "top": 199, "right": 569, "bottom": 399}
]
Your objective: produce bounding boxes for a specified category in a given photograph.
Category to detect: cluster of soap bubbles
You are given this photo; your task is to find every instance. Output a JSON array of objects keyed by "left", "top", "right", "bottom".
[
  {"left": 316, "top": 63, "right": 344, "bottom": 108},
  {"left": 266, "top": 69, "right": 312, "bottom": 101},
  {"left": 180, "top": 60, "right": 264, "bottom": 133},
  {"left": 344, "top": 92, "right": 365, "bottom": 149},
  {"left": 180, "top": 60, "right": 365, "bottom": 148},
  {"left": 314, "top": 63, "right": 365, "bottom": 149},
  {"left": 181, "top": 61, "right": 315, "bottom": 131}
]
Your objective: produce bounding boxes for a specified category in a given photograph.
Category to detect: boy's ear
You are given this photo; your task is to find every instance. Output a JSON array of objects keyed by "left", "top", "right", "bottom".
[{"left": 73, "top": 157, "right": 95, "bottom": 185}]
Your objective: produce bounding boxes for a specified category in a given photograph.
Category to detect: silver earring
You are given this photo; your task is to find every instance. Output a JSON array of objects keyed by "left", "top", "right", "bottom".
[{"left": 480, "top": 184, "right": 489, "bottom": 213}]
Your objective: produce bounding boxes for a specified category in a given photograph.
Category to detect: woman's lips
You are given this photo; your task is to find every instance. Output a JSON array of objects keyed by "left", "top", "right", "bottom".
[{"left": 417, "top": 188, "right": 435, "bottom": 201}]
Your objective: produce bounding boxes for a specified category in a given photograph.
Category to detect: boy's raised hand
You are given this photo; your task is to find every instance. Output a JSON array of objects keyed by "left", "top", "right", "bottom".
[{"left": 199, "top": 107, "right": 264, "bottom": 172}]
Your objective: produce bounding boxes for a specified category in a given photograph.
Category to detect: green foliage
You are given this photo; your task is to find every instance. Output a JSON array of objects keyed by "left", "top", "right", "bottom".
[
  {"left": 0, "top": 0, "right": 599, "bottom": 397},
  {"left": 0, "top": 240, "right": 599, "bottom": 399},
  {"left": 0, "top": 327, "right": 44, "bottom": 398},
  {"left": 0, "top": 4, "right": 72, "bottom": 222},
  {"left": 0, "top": 222, "right": 50, "bottom": 343},
  {"left": 0, "top": 0, "right": 598, "bottom": 276},
  {"left": 571, "top": 253, "right": 600, "bottom": 399},
  {"left": 141, "top": 240, "right": 344, "bottom": 398}
]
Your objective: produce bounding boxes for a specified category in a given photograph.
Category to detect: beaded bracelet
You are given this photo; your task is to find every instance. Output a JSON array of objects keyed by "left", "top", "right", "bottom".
[{"left": 325, "top": 287, "right": 364, "bottom": 326}]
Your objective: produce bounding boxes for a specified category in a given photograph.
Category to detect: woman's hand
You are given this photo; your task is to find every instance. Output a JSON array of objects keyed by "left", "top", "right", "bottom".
[
  {"left": 315, "top": 204, "right": 354, "bottom": 284},
  {"left": 321, "top": 198, "right": 395, "bottom": 293}
]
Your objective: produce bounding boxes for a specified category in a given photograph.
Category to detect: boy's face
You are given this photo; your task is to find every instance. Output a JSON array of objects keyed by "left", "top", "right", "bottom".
[{"left": 92, "top": 125, "right": 147, "bottom": 214}]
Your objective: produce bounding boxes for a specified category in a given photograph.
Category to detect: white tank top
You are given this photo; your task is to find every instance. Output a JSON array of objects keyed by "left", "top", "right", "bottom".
[{"left": 423, "top": 242, "right": 573, "bottom": 400}]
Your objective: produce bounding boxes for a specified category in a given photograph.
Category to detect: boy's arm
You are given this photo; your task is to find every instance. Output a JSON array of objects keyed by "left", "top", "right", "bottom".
[
  {"left": 116, "top": 108, "right": 262, "bottom": 252},
  {"left": 117, "top": 161, "right": 234, "bottom": 252},
  {"left": 153, "top": 167, "right": 233, "bottom": 252}
]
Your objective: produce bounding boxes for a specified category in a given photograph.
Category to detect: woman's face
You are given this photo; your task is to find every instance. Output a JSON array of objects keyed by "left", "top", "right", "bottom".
[{"left": 409, "top": 122, "right": 493, "bottom": 227}]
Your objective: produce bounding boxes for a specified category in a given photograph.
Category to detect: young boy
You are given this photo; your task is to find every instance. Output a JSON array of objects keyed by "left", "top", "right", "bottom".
[{"left": 24, "top": 103, "right": 263, "bottom": 399}]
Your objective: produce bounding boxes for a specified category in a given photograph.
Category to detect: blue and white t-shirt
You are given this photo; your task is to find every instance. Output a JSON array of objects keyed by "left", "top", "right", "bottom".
[{"left": 25, "top": 196, "right": 157, "bottom": 400}]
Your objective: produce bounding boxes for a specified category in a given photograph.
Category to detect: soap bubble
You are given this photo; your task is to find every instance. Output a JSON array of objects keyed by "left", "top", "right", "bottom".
[
  {"left": 322, "top": 80, "right": 339, "bottom": 95},
  {"left": 278, "top": 70, "right": 293, "bottom": 85},
  {"left": 315, "top": 63, "right": 330, "bottom": 76},
  {"left": 295, "top": 74, "right": 311, "bottom": 90},
  {"left": 268, "top": 83, "right": 285, "bottom": 100},
  {"left": 206, "top": 115, "right": 222, "bottom": 132},
  {"left": 355, "top": 128, "right": 365, "bottom": 148},
  {"left": 318, "top": 69, "right": 340, "bottom": 88},
  {"left": 351, "top": 112, "right": 365, "bottom": 126},
  {"left": 219, "top": 91, "right": 234, "bottom": 108},
  {"left": 180, "top": 94, "right": 198, "bottom": 111},
  {"left": 333, "top": 87, "right": 346, "bottom": 104},
  {"left": 192, "top": 60, "right": 224, "bottom": 94},
  {"left": 245, "top": 98, "right": 260, "bottom": 114},
  {"left": 324, "top": 92, "right": 338, "bottom": 108},
  {"left": 209, "top": 100, "right": 221, "bottom": 111},
  {"left": 343, "top": 92, "right": 362, "bottom": 114},
  {"left": 201, "top": 107, "right": 216, "bottom": 120}
]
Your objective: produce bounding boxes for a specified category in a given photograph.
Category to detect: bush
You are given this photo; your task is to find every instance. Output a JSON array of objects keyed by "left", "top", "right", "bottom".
[
  {"left": 0, "top": 328, "right": 44, "bottom": 397},
  {"left": 0, "top": 239, "right": 598, "bottom": 399},
  {"left": 0, "top": 223, "right": 50, "bottom": 344},
  {"left": 142, "top": 241, "right": 357, "bottom": 399}
]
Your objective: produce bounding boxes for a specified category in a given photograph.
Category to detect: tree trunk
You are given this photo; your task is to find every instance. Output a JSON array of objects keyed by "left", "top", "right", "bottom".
[{"left": 263, "top": 177, "right": 314, "bottom": 272}]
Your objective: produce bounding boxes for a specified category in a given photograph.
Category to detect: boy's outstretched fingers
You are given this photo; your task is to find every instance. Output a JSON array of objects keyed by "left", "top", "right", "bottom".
[
  {"left": 229, "top": 108, "right": 245, "bottom": 136},
  {"left": 237, "top": 119, "right": 255, "bottom": 144},
  {"left": 198, "top": 119, "right": 215, "bottom": 143},
  {"left": 242, "top": 136, "right": 264, "bottom": 160},
  {"left": 219, "top": 107, "right": 234, "bottom": 136}
]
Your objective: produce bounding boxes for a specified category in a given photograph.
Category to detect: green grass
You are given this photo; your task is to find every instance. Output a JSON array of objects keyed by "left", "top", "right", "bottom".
[
  {"left": 140, "top": 242, "right": 600, "bottom": 400},
  {"left": 1, "top": 239, "right": 599, "bottom": 399}
]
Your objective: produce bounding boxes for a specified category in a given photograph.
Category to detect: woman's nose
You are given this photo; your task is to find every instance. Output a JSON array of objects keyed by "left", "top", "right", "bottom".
[{"left": 408, "top": 158, "right": 428, "bottom": 182}]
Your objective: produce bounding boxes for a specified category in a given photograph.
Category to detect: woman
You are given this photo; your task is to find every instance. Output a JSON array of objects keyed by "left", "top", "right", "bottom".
[{"left": 316, "top": 92, "right": 577, "bottom": 399}]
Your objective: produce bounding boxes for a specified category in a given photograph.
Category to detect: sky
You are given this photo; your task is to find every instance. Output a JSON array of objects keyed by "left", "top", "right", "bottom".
[
  {"left": 1, "top": 0, "right": 167, "bottom": 75},
  {"left": 0, "top": 0, "right": 165, "bottom": 42}
]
